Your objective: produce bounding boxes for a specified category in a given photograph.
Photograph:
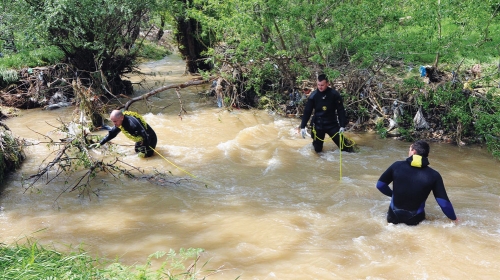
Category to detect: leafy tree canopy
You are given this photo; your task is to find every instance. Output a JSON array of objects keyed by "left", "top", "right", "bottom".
[
  {"left": 179, "top": 0, "right": 500, "bottom": 91},
  {"left": 2, "top": 0, "right": 156, "bottom": 94}
]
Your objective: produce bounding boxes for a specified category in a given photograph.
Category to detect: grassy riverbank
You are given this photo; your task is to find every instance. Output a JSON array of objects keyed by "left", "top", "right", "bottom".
[
  {"left": 0, "top": 42, "right": 169, "bottom": 71},
  {"left": 0, "top": 240, "right": 219, "bottom": 279}
]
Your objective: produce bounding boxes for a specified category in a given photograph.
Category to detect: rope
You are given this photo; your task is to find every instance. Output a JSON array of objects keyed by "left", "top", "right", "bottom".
[
  {"left": 150, "top": 146, "right": 211, "bottom": 187},
  {"left": 340, "top": 133, "right": 343, "bottom": 181},
  {"left": 311, "top": 127, "right": 356, "bottom": 181}
]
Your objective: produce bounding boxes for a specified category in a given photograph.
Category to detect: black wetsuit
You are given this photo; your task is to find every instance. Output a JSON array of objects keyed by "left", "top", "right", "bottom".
[
  {"left": 100, "top": 115, "right": 157, "bottom": 157},
  {"left": 376, "top": 155, "right": 456, "bottom": 225},
  {"left": 300, "top": 87, "right": 352, "bottom": 152}
]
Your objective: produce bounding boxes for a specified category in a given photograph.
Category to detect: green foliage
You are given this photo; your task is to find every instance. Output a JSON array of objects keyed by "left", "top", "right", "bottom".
[
  {"left": 0, "top": 47, "right": 65, "bottom": 69},
  {"left": 0, "top": 67, "right": 18, "bottom": 86},
  {"left": 257, "top": 92, "right": 285, "bottom": 113},
  {"left": 103, "top": 248, "right": 213, "bottom": 279},
  {"left": 399, "top": 77, "right": 500, "bottom": 160},
  {"left": 160, "top": 0, "right": 217, "bottom": 73},
  {"left": 0, "top": 240, "right": 220, "bottom": 280},
  {"left": 427, "top": 87, "right": 474, "bottom": 134},
  {"left": 245, "top": 61, "right": 282, "bottom": 97},
  {"left": 398, "top": 127, "right": 415, "bottom": 142},
  {"left": 0, "top": 125, "right": 25, "bottom": 186},
  {"left": 137, "top": 41, "right": 172, "bottom": 61},
  {"left": 0, "top": 240, "right": 99, "bottom": 279},
  {"left": 26, "top": 0, "right": 152, "bottom": 51},
  {"left": 375, "top": 119, "right": 388, "bottom": 139},
  {"left": 403, "top": 77, "right": 425, "bottom": 90},
  {"left": 1, "top": 0, "right": 157, "bottom": 95},
  {"left": 179, "top": 0, "right": 500, "bottom": 91},
  {"left": 474, "top": 111, "right": 500, "bottom": 159},
  {"left": 355, "top": 105, "right": 370, "bottom": 119}
]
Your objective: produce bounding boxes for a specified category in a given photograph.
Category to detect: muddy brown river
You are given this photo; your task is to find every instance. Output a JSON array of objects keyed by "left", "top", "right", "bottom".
[{"left": 1, "top": 54, "right": 500, "bottom": 279}]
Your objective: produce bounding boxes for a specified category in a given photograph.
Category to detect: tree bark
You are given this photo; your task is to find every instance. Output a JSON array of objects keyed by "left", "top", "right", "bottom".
[{"left": 120, "top": 79, "right": 211, "bottom": 110}]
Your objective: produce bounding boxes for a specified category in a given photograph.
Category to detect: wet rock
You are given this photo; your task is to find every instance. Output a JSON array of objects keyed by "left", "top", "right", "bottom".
[{"left": 387, "top": 128, "right": 401, "bottom": 137}]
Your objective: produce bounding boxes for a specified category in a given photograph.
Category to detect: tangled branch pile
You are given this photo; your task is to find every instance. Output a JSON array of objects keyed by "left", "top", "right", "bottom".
[
  {"left": 0, "top": 65, "right": 76, "bottom": 109},
  {"left": 21, "top": 119, "right": 200, "bottom": 200}
]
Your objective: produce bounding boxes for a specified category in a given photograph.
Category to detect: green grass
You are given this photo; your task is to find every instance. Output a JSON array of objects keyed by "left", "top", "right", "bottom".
[
  {"left": 0, "top": 67, "right": 19, "bottom": 86},
  {"left": 0, "top": 41, "right": 170, "bottom": 71},
  {"left": 136, "top": 41, "right": 172, "bottom": 61},
  {"left": 0, "top": 46, "right": 65, "bottom": 70},
  {"left": 0, "top": 240, "right": 225, "bottom": 280},
  {"left": 0, "top": 241, "right": 100, "bottom": 279}
]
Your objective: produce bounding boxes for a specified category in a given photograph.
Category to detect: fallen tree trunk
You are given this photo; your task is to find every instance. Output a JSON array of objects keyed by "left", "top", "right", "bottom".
[{"left": 120, "top": 78, "right": 212, "bottom": 111}]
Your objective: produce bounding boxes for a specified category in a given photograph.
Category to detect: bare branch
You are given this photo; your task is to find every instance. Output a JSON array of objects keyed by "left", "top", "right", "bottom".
[{"left": 120, "top": 78, "right": 211, "bottom": 110}]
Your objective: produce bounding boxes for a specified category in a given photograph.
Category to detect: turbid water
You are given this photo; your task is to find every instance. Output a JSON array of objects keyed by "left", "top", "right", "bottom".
[{"left": 1, "top": 54, "right": 499, "bottom": 279}]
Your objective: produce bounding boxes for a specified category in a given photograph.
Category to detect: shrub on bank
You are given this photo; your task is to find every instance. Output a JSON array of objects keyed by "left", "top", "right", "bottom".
[
  {"left": 0, "top": 46, "right": 65, "bottom": 70},
  {"left": 136, "top": 40, "right": 172, "bottom": 61},
  {"left": 0, "top": 240, "right": 220, "bottom": 280},
  {"left": 0, "top": 123, "right": 25, "bottom": 187}
]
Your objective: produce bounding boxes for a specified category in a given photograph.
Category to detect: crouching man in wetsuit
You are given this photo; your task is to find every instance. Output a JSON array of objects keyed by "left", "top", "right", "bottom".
[
  {"left": 298, "top": 74, "right": 353, "bottom": 153},
  {"left": 90, "top": 110, "right": 157, "bottom": 158},
  {"left": 376, "top": 140, "right": 458, "bottom": 225}
]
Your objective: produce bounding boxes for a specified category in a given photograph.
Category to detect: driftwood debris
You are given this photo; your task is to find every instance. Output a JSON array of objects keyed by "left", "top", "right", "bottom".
[
  {"left": 0, "top": 65, "right": 75, "bottom": 109},
  {"left": 119, "top": 78, "right": 211, "bottom": 117},
  {"left": 20, "top": 117, "right": 205, "bottom": 201}
]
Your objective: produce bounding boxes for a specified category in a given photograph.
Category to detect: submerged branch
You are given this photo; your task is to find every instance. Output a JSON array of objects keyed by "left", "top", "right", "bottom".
[
  {"left": 175, "top": 88, "right": 187, "bottom": 119},
  {"left": 24, "top": 142, "right": 71, "bottom": 192},
  {"left": 21, "top": 118, "right": 203, "bottom": 201}
]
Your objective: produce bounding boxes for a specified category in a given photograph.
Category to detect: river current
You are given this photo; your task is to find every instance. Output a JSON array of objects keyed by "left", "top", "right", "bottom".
[{"left": 1, "top": 54, "right": 500, "bottom": 279}]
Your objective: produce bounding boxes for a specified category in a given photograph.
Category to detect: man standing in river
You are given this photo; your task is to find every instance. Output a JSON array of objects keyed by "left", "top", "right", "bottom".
[
  {"left": 376, "top": 140, "right": 458, "bottom": 225},
  {"left": 90, "top": 110, "right": 157, "bottom": 157},
  {"left": 298, "top": 74, "right": 353, "bottom": 153}
]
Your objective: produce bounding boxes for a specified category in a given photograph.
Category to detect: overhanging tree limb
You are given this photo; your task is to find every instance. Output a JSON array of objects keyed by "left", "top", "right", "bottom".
[{"left": 120, "top": 78, "right": 212, "bottom": 110}]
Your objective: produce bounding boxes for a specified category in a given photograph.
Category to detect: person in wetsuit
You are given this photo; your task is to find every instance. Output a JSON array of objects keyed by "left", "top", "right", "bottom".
[
  {"left": 298, "top": 74, "right": 353, "bottom": 153},
  {"left": 90, "top": 110, "right": 157, "bottom": 157},
  {"left": 376, "top": 140, "right": 458, "bottom": 225}
]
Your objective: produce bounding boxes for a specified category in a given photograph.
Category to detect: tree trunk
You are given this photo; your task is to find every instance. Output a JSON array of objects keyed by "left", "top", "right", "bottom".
[
  {"left": 157, "top": 15, "right": 166, "bottom": 41},
  {"left": 175, "top": 16, "right": 211, "bottom": 73}
]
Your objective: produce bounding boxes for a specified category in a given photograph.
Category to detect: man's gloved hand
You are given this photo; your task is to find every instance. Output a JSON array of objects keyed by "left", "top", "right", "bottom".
[
  {"left": 300, "top": 128, "right": 307, "bottom": 138},
  {"left": 339, "top": 127, "right": 345, "bottom": 133},
  {"left": 89, "top": 143, "right": 101, "bottom": 149},
  {"left": 300, "top": 128, "right": 311, "bottom": 138},
  {"left": 137, "top": 152, "right": 146, "bottom": 158}
]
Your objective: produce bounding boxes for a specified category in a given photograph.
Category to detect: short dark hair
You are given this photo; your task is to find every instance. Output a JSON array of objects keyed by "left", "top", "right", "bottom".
[
  {"left": 411, "top": 140, "right": 430, "bottom": 157},
  {"left": 317, "top": 74, "right": 329, "bottom": 83}
]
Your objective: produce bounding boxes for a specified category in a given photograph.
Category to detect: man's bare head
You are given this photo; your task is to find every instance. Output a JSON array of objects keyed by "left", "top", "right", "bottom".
[
  {"left": 110, "top": 110, "right": 124, "bottom": 127},
  {"left": 316, "top": 74, "right": 330, "bottom": 93}
]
